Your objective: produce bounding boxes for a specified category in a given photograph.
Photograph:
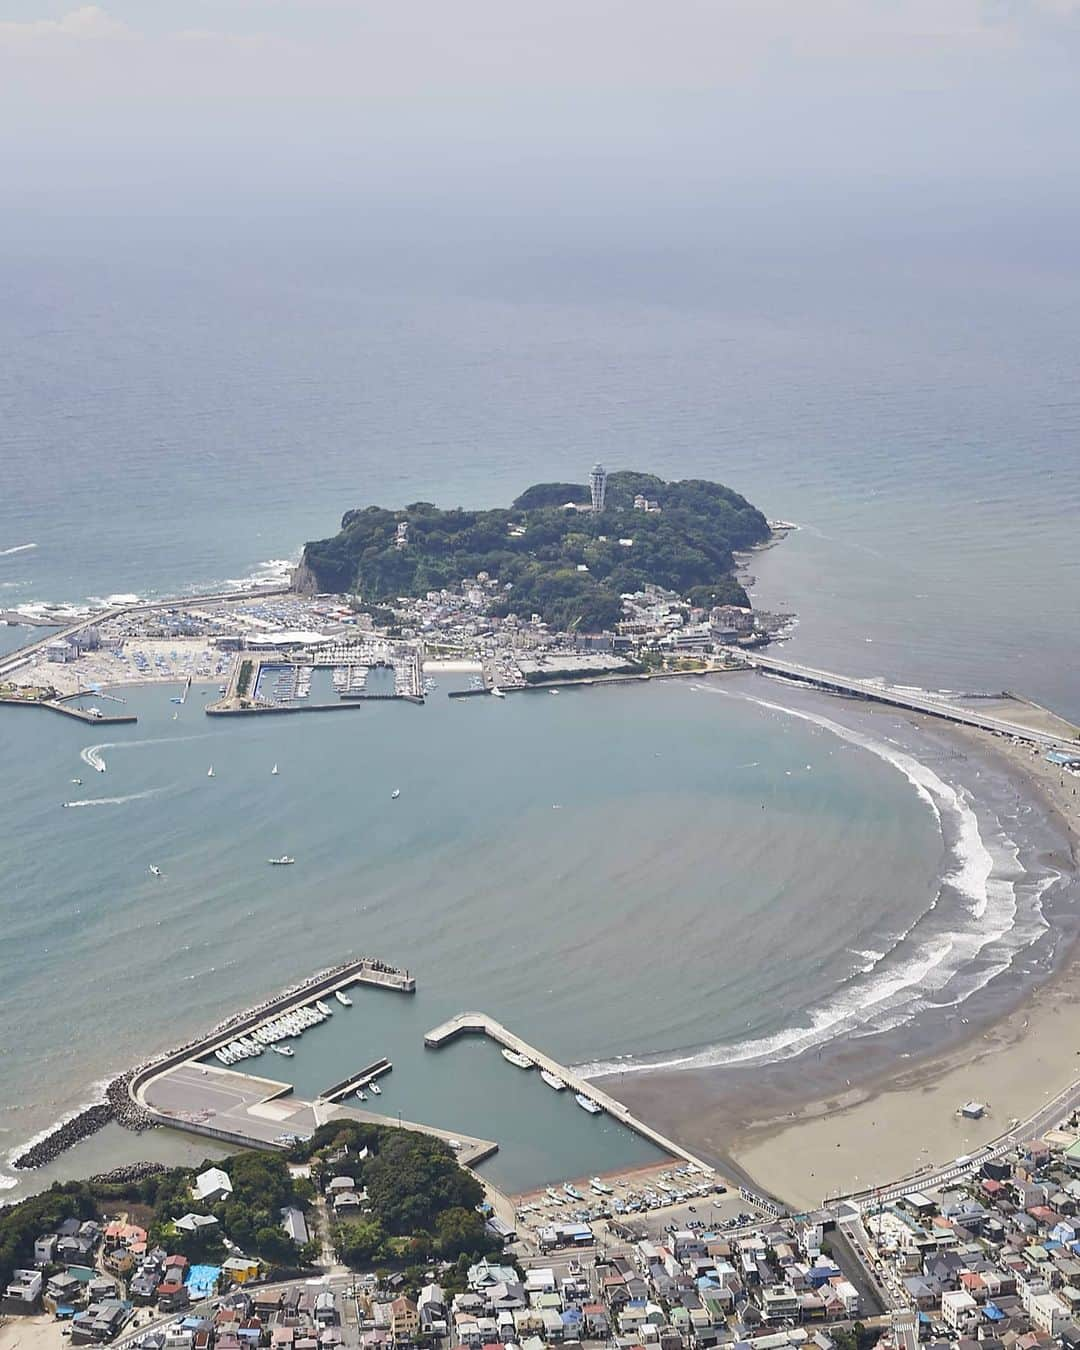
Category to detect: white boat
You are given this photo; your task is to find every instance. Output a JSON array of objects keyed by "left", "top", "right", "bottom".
[
  {"left": 356, "top": 1089, "right": 367, "bottom": 1101},
  {"left": 564, "top": 1183, "right": 583, "bottom": 1199},
  {"left": 316, "top": 1000, "right": 333, "bottom": 1016},
  {"left": 549, "top": 689, "right": 560, "bottom": 695},
  {"left": 149, "top": 864, "right": 163, "bottom": 877},
  {"left": 491, "top": 686, "right": 506, "bottom": 698},
  {"left": 369, "top": 1082, "right": 381, "bottom": 1095},
  {"left": 540, "top": 1069, "right": 565, "bottom": 1090},
  {"left": 391, "top": 788, "right": 401, "bottom": 799},
  {"left": 271, "top": 764, "right": 279, "bottom": 775},
  {"left": 70, "top": 778, "right": 81, "bottom": 785},
  {"left": 502, "top": 1048, "right": 533, "bottom": 1069},
  {"left": 207, "top": 765, "right": 215, "bottom": 778},
  {"left": 335, "top": 990, "right": 353, "bottom": 1006},
  {"left": 268, "top": 856, "right": 295, "bottom": 865},
  {"left": 575, "top": 1093, "right": 603, "bottom": 1115},
  {"left": 270, "top": 1044, "right": 294, "bottom": 1057}
]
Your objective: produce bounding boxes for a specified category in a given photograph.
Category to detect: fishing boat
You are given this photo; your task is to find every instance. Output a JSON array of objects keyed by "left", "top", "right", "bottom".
[
  {"left": 355, "top": 1089, "right": 367, "bottom": 1101},
  {"left": 369, "top": 1082, "right": 381, "bottom": 1095},
  {"left": 501, "top": 1048, "right": 533, "bottom": 1069},
  {"left": 335, "top": 990, "right": 353, "bottom": 1006},
  {"left": 207, "top": 765, "right": 215, "bottom": 778},
  {"left": 575, "top": 1093, "right": 603, "bottom": 1115},
  {"left": 391, "top": 788, "right": 401, "bottom": 799},
  {"left": 268, "top": 856, "right": 295, "bottom": 865},
  {"left": 315, "top": 1000, "right": 333, "bottom": 1016},
  {"left": 564, "top": 1183, "right": 583, "bottom": 1200},
  {"left": 540, "top": 1069, "right": 565, "bottom": 1090},
  {"left": 271, "top": 764, "right": 279, "bottom": 776},
  {"left": 149, "top": 864, "right": 163, "bottom": 877}
]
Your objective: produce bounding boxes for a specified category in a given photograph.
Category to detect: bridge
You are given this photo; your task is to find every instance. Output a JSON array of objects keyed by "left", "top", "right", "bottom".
[{"left": 724, "top": 649, "right": 1080, "bottom": 753}]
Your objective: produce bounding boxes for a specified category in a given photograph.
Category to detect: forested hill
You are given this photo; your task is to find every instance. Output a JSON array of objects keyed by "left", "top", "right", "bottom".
[{"left": 300, "top": 471, "right": 770, "bottom": 632}]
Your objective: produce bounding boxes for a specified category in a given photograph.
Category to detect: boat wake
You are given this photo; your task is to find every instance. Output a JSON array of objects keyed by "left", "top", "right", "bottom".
[
  {"left": 63, "top": 789, "right": 163, "bottom": 808},
  {"left": 0, "top": 542, "right": 36, "bottom": 557},
  {"left": 80, "top": 733, "right": 209, "bottom": 773},
  {"left": 578, "top": 686, "right": 1061, "bottom": 1081}
]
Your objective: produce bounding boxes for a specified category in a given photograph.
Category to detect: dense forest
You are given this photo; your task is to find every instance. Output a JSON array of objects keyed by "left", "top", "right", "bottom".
[{"left": 301, "top": 471, "right": 769, "bottom": 632}]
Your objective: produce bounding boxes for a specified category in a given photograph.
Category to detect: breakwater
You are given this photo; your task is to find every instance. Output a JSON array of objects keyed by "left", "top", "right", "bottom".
[
  {"left": 11, "top": 957, "right": 413, "bottom": 1173},
  {"left": 90, "top": 1162, "right": 167, "bottom": 1186}
]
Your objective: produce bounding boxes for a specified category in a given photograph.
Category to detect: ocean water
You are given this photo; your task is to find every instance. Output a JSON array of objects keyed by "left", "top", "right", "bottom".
[{"left": 2, "top": 223, "right": 1079, "bottom": 1196}]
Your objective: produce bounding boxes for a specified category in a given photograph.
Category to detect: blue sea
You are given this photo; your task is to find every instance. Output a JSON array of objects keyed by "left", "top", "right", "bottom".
[{"left": 2, "top": 217, "right": 1079, "bottom": 1198}]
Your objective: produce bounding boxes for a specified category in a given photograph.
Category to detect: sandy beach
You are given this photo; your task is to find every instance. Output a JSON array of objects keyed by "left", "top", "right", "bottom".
[{"left": 613, "top": 706, "right": 1080, "bottom": 1212}]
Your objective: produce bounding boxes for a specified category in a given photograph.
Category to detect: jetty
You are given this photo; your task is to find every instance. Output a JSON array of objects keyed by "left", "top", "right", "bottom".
[
  {"left": 424, "top": 1011, "right": 713, "bottom": 1175},
  {"left": 321, "top": 1057, "right": 393, "bottom": 1102}
]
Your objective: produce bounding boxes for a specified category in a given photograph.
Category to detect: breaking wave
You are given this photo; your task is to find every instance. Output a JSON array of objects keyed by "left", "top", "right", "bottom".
[{"left": 578, "top": 688, "right": 1059, "bottom": 1080}]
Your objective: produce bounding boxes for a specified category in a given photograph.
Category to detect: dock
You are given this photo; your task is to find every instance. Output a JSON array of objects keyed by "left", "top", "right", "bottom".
[
  {"left": 130, "top": 956, "right": 414, "bottom": 1121},
  {"left": 424, "top": 1011, "right": 713, "bottom": 1175},
  {"left": 321, "top": 1057, "right": 393, "bottom": 1103},
  {"left": 0, "top": 695, "right": 137, "bottom": 724}
]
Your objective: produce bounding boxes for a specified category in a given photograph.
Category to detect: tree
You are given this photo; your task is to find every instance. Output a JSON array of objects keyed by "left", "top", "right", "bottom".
[
  {"left": 435, "top": 1206, "right": 490, "bottom": 1259},
  {"left": 336, "top": 1219, "right": 385, "bottom": 1266}
]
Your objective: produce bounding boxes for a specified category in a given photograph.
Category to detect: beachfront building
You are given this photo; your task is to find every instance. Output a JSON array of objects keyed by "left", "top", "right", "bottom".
[{"left": 193, "top": 1166, "right": 233, "bottom": 1204}]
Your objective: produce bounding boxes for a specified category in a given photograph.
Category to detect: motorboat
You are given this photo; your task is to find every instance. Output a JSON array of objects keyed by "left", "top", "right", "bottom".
[
  {"left": 501, "top": 1048, "right": 533, "bottom": 1069},
  {"left": 315, "top": 1000, "right": 333, "bottom": 1016},
  {"left": 369, "top": 1082, "right": 381, "bottom": 1095},
  {"left": 268, "top": 856, "right": 295, "bottom": 865},
  {"left": 540, "top": 1069, "right": 565, "bottom": 1090},
  {"left": 335, "top": 990, "right": 353, "bottom": 1006},
  {"left": 207, "top": 765, "right": 215, "bottom": 778},
  {"left": 391, "top": 788, "right": 401, "bottom": 799},
  {"left": 271, "top": 764, "right": 279, "bottom": 776},
  {"left": 491, "top": 686, "right": 506, "bottom": 698},
  {"left": 149, "top": 864, "right": 163, "bottom": 877},
  {"left": 355, "top": 1089, "right": 367, "bottom": 1101},
  {"left": 70, "top": 778, "right": 81, "bottom": 785},
  {"left": 575, "top": 1093, "right": 603, "bottom": 1115},
  {"left": 270, "top": 1044, "right": 294, "bottom": 1057}
]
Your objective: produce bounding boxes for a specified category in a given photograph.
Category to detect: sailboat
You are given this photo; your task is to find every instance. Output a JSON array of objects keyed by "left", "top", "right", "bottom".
[
  {"left": 207, "top": 765, "right": 215, "bottom": 778},
  {"left": 271, "top": 764, "right": 279, "bottom": 776}
]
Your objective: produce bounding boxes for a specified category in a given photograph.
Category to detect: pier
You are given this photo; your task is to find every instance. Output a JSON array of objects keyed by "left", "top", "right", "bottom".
[
  {"left": 0, "top": 694, "right": 137, "bottom": 724},
  {"left": 424, "top": 1011, "right": 713, "bottom": 1175},
  {"left": 321, "top": 1057, "right": 393, "bottom": 1103}
]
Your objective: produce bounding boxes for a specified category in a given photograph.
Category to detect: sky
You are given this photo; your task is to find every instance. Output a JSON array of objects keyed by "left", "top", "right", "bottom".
[{"left": 2, "top": 1, "right": 1079, "bottom": 234}]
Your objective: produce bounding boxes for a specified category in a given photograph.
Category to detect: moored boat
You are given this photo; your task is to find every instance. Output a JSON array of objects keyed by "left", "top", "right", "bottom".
[
  {"left": 501, "top": 1048, "right": 533, "bottom": 1069},
  {"left": 575, "top": 1093, "right": 602, "bottom": 1115},
  {"left": 540, "top": 1069, "right": 565, "bottom": 1090}
]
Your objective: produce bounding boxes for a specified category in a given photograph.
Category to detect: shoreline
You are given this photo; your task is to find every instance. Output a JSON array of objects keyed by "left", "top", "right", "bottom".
[{"left": 609, "top": 703, "right": 1080, "bottom": 1210}]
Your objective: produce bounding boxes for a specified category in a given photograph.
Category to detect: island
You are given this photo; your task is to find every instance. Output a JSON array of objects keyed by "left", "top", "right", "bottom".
[{"left": 298, "top": 470, "right": 771, "bottom": 632}]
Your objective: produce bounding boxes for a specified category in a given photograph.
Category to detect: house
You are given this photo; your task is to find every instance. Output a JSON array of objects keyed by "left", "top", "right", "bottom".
[
  {"left": 222, "top": 1257, "right": 261, "bottom": 1285},
  {"left": 5, "top": 1269, "right": 43, "bottom": 1307},
  {"left": 71, "top": 1298, "right": 128, "bottom": 1344},
  {"left": 762, "top": 1286, "right": 800, "bottom": 1321},
  {"left": 34, "top": 1234, "right": 58, "bottom": 1267},
  {"left": 48, "top": 1272, "right": 84, "bottom": 1305},
  {"left": 942, "top": 1290, "right": 979, "bottom": 1331},
  {"left": 281, "top": 1207, "right": 310, "bottom": 1246},
  {"left": 174, "top": 1214, "right": 221, "bottom": 1236},
  {"left": 193, "top": 1167, "right": 233, "bottom": 1203},
  {"left": 389, "top": 1297, "right": 419, "bottom": 1345}
]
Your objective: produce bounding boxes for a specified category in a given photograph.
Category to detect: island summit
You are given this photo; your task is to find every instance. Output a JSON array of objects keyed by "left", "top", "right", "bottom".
[{"left": 297, "top": 469, "right": 771, "bottom": 632}]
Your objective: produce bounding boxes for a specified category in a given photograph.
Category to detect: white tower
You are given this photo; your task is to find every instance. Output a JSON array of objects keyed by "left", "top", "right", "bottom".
[{"left": 589, "top": 463, "right": 607, "bottom": 513}]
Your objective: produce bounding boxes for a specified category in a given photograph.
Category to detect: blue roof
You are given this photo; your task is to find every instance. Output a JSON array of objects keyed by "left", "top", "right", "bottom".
[{"left": 984, "top": 1304, "right": 1005, "bottom": 1321}]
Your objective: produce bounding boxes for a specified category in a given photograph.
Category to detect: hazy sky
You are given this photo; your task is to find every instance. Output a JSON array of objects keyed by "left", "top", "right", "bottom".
[{"left": 3, "top": 1, "right": 1079, "bottom": 223}]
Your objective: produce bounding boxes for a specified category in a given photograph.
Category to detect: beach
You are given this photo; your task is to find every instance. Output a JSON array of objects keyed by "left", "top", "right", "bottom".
[{"left": 611, "top": 710, "right": 1080, "bottom": 1212}]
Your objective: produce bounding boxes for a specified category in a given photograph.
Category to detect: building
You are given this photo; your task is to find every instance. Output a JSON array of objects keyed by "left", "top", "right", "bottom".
[
  {"left": 589, "top": 464, "right": 607, "bottom": 514},
  {"left": 193, "top": 1167, "right": 233, "bottom": 1203},
  {"left": 389, "top": 1297, "right": 420, "bottom": 1345},
  {"left": 5, "top": 1269, "right": 43, "bottom": 1307},
  {"left": 281, "top": 1207, "right": 310, "bottom": 1246}
]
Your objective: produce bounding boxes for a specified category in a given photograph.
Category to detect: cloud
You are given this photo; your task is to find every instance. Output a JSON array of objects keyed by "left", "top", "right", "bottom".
[{"left": 0, "top": 5, "right": 130, "bottom": 41}]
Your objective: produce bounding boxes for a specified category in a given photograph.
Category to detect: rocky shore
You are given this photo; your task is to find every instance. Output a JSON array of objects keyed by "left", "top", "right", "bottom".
[{"left": 89, "top": 1162, "right": 167, "bottom": 1186}]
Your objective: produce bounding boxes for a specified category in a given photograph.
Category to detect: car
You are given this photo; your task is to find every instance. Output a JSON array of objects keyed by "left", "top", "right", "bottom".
[{"left": 688, "top": 1205, "right": 697, "bottom": 1213}]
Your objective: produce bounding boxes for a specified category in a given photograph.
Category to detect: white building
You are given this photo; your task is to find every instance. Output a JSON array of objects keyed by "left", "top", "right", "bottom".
[{"left": 192, "top": 1166, "right": 233, "bottom": 1203}]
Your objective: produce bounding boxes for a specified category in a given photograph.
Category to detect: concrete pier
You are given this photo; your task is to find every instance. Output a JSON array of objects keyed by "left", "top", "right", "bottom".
[
  {"left": 0, "top": 695, "right": 137, "bottom": 724},
  {"left": 424, "top": 1011, "right": 712, "bottom": 1175},
  {"left": 321, "top": 1058, "right": 393, "bottom": 1102}
]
